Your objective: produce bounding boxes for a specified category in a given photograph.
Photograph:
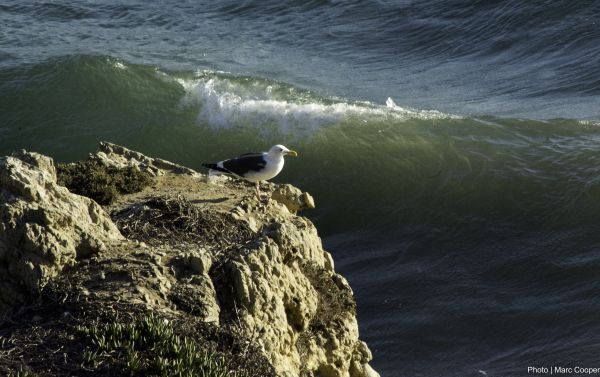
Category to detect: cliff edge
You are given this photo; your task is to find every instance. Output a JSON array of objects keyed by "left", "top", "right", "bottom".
[{"left": 0, "top": 143, "right": 379, "bottom": 377}]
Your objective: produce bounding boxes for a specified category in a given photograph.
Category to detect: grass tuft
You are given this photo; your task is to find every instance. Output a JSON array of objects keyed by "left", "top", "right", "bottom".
[
  {"left": 57, "top": 159, "right": 152, "bottom": 205},
  {"left": 77, "top": 314, "right": 247, "bottom": 377}
]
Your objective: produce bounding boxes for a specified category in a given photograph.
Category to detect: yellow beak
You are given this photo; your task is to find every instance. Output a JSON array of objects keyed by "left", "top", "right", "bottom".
[{"left": 286, "top": 150, "right": 298, "bottom": 157}]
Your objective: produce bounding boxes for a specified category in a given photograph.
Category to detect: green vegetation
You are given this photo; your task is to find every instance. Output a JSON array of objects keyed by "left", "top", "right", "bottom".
[
  {"left": 77, "top": 314, "right": 247, "bottom": 377},
  {"left": 57, "top": 159, "right": 152, "bottom": 205}
]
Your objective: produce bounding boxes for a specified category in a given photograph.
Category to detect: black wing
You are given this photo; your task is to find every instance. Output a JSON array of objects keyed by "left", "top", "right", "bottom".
[{"left": 222, "top": 153, "right": 267, "bottom": 177}]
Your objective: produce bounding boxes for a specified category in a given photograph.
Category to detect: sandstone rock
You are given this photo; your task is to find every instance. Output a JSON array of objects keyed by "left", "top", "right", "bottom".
[
  {"left": 0, "top": 150, "right": 123, "bottom": 313},
  {"left": 271, "top": 184, "right": 315, "bottom": 213},
  {"left": 351, "top": 362, "right": 381, "bottom": 377},
  {"left": 0, "top": 144, "right": 379, "bottom": 377},
  {"left": 263, "top": 216, "right": 327, "bottom": 267},
  {"left": 215, "top": 224, "right": 376, "bottom": 377},
  {"left": 92, "top": 141, "right": 199, "bottom": 177},
  {"left": 215, "top": 238, "right": 319, "bottom": 376},
  {"left": 184, "top": 248, "right": 212, "bottom": 275}
]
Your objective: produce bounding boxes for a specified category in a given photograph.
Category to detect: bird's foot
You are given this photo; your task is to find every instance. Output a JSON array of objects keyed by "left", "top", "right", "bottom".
[{"left": 255, "top": 193, "right": 270, "bottom": 203}]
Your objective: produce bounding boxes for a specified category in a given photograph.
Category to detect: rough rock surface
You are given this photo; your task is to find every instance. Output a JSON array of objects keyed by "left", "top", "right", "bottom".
[
  {"left": 0, "top": 144, "right": 379, "bottom": 377},
  {"left": 0, "top": 150, "right": 123, "bottom": 313},
  {"left": 271, "top": 184, "right": 316, "bottom": 213},
  {"left": 92, "top": 141, "right": 199, "bottom": 177}
]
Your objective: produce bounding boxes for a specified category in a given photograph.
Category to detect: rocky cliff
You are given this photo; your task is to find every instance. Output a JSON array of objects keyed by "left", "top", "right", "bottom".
[{"left": 0, "top": 143, "right": 379, "bottom": 377}]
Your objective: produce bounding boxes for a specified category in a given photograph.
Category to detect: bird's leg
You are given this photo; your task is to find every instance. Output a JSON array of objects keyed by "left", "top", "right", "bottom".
[
  {"left": 255, "top": 181, "right": 269, "bottom": 202},
  {"left": 255, "top": 181, "right": 261, "bottom": 200}
]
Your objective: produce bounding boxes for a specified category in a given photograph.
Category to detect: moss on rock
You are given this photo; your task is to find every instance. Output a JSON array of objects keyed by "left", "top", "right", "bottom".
[{"left": 57, "top": 159, "right": 152, "bottom": 205}]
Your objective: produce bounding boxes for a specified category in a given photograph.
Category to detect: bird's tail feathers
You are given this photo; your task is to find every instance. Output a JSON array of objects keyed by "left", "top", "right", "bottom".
[{"left": 202, "top": 163, "right": 231, "bottom": 177}]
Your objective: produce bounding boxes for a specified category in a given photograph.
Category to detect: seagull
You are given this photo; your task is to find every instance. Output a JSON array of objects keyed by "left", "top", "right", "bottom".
[{"left": 202, "top": 144, "right": 298, "bottom": 200}]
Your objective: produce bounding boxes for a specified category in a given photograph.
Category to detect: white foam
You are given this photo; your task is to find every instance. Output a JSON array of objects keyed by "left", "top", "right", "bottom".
[
  {"left": 175, "top": 72, "right": 459, "bottom": 134},
  {"left": 385, "top": 97, "right": 455, "bottom": 120},
  {"left": 577, "top": 120, "right": 600, "bottom": 127},
  {"left": 107, "top": 58, "right": 127, "bottom": 70}
]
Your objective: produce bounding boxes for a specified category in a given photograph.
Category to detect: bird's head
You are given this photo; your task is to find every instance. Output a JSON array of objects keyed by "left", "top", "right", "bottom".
[{"left": 269, "top": 144, "right": 298, "bottom": 158}]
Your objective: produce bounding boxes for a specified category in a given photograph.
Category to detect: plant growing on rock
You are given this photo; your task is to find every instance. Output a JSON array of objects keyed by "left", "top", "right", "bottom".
[
  {"left": 77, "top": 314, "right": 247, "bottom": 377},
  {"left": 57, "top": 159, "right": 152, "bottom": 205}
]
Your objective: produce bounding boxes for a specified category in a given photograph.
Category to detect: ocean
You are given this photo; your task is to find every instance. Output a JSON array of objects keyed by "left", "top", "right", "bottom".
[{"left": 2, "top": 1, "right": 600, "bottom": 376}]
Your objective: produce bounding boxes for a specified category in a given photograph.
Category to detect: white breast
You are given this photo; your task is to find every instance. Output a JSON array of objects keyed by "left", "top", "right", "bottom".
[{"left": 243, "top": 154, "right": 284, "bottom": 182}]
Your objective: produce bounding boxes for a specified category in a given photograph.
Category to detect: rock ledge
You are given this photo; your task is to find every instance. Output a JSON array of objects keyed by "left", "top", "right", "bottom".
[{"left": 0, "top": 144, "right": 379, "bottom": 377}]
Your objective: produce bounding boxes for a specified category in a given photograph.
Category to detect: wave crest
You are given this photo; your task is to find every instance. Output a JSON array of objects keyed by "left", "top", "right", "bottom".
[{"left": 176, "top": 71, "right": 459, "bottom": 134}]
